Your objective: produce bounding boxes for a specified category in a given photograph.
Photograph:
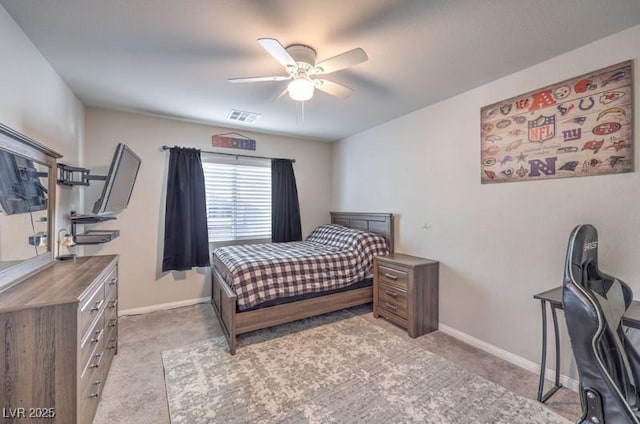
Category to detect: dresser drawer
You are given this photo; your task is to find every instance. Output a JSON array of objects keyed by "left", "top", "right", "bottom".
[
  {"left": 83, "top": 341, "right": 107, "bottom": 378},
  {"left": 105, "top": 307, "right": 118, "bottom": 334},
  {"left": 105, "top": 323, "right": 118, "bottom": 353},
  {"left": 79, "top": 279, "right": 105, "bottom": 338},
  {"left": 80, "top": 308, "right": 105, "bottom": 376},
  {"left": 101, "top": 330, "right": 117, "bottom": 381},
  {"left": 105, "top": 298, "right": 118, "bottom": 354},
  {"left": 104, "top": 266, "right": 118, "bottom": 299},
  {"left": 378, "top": 264, "right": 408, "bottom": 289},
  {"left": 79, "top": 363, "right": 103, "bottom": 424},
  {"left": 106, "top": 282, "right": 118, "bottom": 311},
  {"left": 378, "top": 282, "right": 408, "bottom": 319},
  {"left": 80, "top": 327, "right": 108, "bottom": 386}
]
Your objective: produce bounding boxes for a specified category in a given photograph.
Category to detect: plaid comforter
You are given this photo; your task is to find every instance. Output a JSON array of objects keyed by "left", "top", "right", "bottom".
[{"left": 213, "top": 224, "right": 389, "bottom": 310}]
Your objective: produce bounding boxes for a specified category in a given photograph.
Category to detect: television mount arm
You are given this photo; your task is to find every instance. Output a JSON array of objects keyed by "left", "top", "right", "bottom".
[{"left": 56, "top": 163, "right": 107, "bottom": 186}]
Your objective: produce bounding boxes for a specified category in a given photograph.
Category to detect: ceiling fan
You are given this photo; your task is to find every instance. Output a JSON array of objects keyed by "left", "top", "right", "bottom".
[{"left": 229, "top": 38, "right": 368, "bottom": 102}]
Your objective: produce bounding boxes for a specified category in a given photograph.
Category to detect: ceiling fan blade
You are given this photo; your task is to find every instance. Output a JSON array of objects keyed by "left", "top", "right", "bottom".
[
  {"left": 258, "top": 38, "right": 296, "bottom": 68},
  {"left": 311, "top": 48, "right": 368, "bottom": 75},
  {"left": 228, "top": 75, "right": 290, "bottom": 83},
  {"left": 315, "top": 79, "right": 354, "bottom": 99}
]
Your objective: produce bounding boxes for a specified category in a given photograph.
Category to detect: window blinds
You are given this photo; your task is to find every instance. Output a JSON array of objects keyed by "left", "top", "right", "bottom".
[{"left": 201, "top": 155, "right": 271, "bottom": 242}]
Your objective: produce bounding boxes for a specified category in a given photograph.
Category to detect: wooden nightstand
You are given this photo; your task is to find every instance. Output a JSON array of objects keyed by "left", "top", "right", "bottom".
[{"left": 373, "top": 253, "right": 439, "bottom": 337}]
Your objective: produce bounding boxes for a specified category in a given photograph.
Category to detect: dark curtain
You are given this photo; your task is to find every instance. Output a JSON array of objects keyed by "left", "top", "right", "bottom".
[
  {"left": 162, "top": 147, "right": 210, "bottom": 271},
  {"left": 271, "top": 159, "right": 302, "bottom": 242}
]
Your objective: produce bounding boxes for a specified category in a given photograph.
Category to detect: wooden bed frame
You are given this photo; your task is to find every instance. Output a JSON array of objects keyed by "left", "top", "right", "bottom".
[{"left": 211, "top": 212, "right": 394, "bottom": 354}]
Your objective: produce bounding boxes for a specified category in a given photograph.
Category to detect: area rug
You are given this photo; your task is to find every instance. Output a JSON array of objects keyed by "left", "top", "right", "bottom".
[{"left": 162, "top": 311, "right": 570, "bottom": 424}]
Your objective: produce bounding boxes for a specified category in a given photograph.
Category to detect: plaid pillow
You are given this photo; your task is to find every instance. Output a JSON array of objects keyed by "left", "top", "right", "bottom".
[
  {"left": 307, "top": 224, "right": 389, "bottom": 259},
  {"left": 306, "top": 224, "right": 364, "bottom": 250}
]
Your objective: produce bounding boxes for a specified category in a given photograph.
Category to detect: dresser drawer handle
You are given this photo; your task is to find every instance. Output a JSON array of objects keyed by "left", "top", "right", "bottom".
[
  {"left": 383, "top": 273, "right": 398, "bottom": 280},
  {"left": 108, "top": 299, "right": 118, "bottom": 309},
  {"left": 384, "top": 302, "right": 397, "bottom": 311},
  {"left": 89, "top": 381, "right": 102, "bottom": 398},
  {"left": 91, "top": 299, "right": 104, "bottom": 312},
  {"left": 109, "top": 277, "right": 118, "bottom": 286},
  {"left": 90, "top": 329, "right": 103, "bottom": 344},
  {"left": 108, "top": 318, "right": 117, "bottom": 328},
  {"left": 89, "top": 352, "right": 103, "bottom": 368},
  {"left": 384, "top": 290, "right": 398, "bottom": 297}
]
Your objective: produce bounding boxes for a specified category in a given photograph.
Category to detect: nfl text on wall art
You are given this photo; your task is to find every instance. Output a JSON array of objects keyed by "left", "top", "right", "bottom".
[{"left": 480, "top": 60, "right": 633, "bottom": 184}]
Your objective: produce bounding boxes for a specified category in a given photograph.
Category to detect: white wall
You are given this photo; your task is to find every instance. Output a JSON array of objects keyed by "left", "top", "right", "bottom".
[
  {"left": 83, "top": 107, "right": 332, "bottom": 311},
  {"left": 0, "top": 5, "right": 84, "bottom": 256},
  {"left": 332, "top": 25, "right": 640, "bottom": 380}
]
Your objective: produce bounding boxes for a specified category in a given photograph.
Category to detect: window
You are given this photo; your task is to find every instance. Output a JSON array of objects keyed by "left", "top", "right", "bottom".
[{"left": 201, "top": 155, "right": 271, "bottom": 243}]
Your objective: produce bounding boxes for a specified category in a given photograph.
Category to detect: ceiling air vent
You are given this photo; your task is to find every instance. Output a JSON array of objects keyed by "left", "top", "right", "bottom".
[{"left": 227, "top": 110, "right": 261, "bottom": 123}]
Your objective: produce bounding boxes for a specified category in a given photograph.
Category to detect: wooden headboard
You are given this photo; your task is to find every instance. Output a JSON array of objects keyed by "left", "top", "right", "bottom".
[{"left": 330, "top": 212, "right": 394, "bottom": 253}]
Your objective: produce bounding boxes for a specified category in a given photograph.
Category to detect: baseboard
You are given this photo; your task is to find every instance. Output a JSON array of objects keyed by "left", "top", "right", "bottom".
[
  {"left": 439, "top": 324, "right": 579, "bottom": 392},
  {"left": 118, "top": 297, "right": 210, "bottom": 317}
]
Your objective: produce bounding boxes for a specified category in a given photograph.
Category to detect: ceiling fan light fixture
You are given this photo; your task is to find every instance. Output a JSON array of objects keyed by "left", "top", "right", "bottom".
[
  {"left": 288, "top": 78, "right": 314, "bottom": 101},
  {"left": 230, "top": 38, "right": 367, "bottom": 104}
]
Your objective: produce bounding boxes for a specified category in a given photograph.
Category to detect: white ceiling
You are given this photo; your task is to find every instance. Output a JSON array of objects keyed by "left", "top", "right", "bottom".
[{"left": 2, "top": 0, "right": 640, "bottom": 142}]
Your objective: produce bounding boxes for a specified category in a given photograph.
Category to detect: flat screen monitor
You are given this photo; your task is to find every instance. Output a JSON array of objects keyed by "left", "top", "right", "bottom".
[
  {"left": 0, "top": 151, "right": 47, "bottom": 215},
  {"left": 92, "top": 144, "right": 141, "bottom": 215}
]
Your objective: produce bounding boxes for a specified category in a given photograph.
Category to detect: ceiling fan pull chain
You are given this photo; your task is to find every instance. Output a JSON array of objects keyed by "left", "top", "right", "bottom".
[{"left": 296, "top": 101, "right": 304, "bottom": 125}]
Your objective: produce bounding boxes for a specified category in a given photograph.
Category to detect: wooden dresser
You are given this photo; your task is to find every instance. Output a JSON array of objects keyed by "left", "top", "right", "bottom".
[
  {"left": 0, "top": 255, "right": 119, "bottom": 424},
  {"left": 373, "top": 253, "right": 439, "bottom": 337}
]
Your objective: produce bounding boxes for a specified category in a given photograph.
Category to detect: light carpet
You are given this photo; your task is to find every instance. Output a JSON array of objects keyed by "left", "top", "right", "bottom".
[{"left": 162, "top": 311, "right": 570, "bottom": 424}]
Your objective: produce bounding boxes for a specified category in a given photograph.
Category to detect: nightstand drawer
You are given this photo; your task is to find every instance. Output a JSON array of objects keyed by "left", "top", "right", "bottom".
[
  {"left": 378, "top": 282, "right": 408, "bottom": 319},
  {"left": 378, "top": 265, "right": 408, "bottom": 289}
]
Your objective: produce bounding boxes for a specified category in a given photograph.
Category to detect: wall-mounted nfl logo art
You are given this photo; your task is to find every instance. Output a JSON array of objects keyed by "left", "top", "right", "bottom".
[{"left": 480, "top": 60, "right": 633, "bottom": 184}]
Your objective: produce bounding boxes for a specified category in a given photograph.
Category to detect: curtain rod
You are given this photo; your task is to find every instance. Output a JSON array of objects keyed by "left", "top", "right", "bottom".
[{"left": 161, "top": 145, "right": 295, "bottom": 163}]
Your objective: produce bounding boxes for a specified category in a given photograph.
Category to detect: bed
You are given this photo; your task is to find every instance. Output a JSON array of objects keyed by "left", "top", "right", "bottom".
[{"left": 211, "top": 212, "right": 394, "bottom": 354}]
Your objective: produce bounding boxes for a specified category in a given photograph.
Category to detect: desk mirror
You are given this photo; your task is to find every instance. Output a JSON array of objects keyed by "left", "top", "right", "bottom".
[{"left": 0, "top": 123, "right": 61, "bottom": 292}]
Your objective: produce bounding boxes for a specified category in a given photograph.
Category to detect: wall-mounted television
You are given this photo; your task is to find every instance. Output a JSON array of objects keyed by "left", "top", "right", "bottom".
[
  {"left": 0, "top": 151, "right": 47, "bottom": 215},
  {"left": 92, "top": 143, "right": 141, "bottom": 215}
]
